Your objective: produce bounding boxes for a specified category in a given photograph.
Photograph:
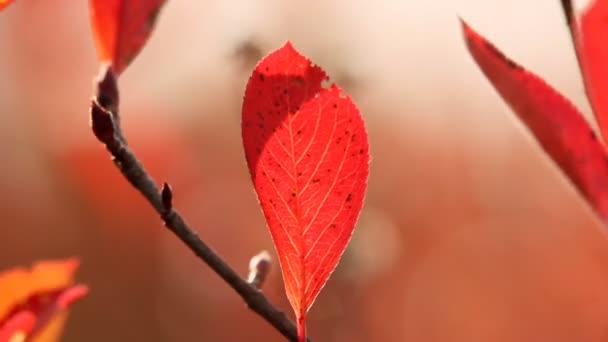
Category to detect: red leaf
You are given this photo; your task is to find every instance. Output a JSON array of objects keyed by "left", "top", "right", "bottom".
[
  {"left": 0, "top": 285, "right": 88, "bottom": 340},
  {"left": 461, "top": 20, "right": 608, "bottom": 223},
  {"left": 0, "top": 258, "right": 88, "bottom": 341},
  {"left": 0, "top": 311, "right": 35, "bottom": 342},
  {"left": 574, "top": 0, "right": 608, "bottom": 141},
  {"left": 241, "top": 42, "right": 369, "bottom": 340},
  {"left": 89, "top": 0, "right": 166, "bottom": 75}
]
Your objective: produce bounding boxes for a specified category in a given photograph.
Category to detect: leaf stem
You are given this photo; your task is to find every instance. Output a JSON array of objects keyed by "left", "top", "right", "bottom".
[{"left": 297, "top": 316, "right": 306, "bottom": 342}]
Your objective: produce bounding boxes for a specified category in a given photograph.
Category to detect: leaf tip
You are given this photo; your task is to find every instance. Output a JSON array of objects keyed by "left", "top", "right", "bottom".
[
  {"left": 56, "top": 284, "right": 89, "bottom": 309},
  {"left": 459, "top": 18, "right": 476, "bottom": 45},
  {"left": 282, "top": 40, "right": 296, "bottom": 51}
]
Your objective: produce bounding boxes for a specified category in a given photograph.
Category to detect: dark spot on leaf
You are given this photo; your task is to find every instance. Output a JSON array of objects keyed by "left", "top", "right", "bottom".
[
  {"left": 272, "top": 178, "right": 276, "bottom": 183},
  {"left": 333, "top": 103, "right": 338, "bottom": 109},
  {"left": 330, "top": 223, "right": 337, "bottom": 229},
  {"left": 259, "top": 74, "right": 265, "bottom": 81},
  {"left": 312, "top": 178, "right": 320, "bottom": 183},
  {"left": 345, "top": 130, "right": 350, "bottom": 135},
  {"left": 298, "top": 172, "right": 303, "bottom": 177},
  {"left": 291, "top": 192, "right": 296, "bottom": 197},
  {"left": 336, "top": 137, "right": 342, "bottom": 144},
  {"left": 291, "top": 77, "right": 305, "bottom": 87},
  {"left": 258, "top": 123, "right": 264, "bottom": 128},
  {"left": 297, "top": 130, "right": 302, "bottom": 135},
  {"left": 346, "top": 193, "right": 352, "bottom": 202},
  {"left": 359, "top": 148, "right": 364, "bottom": 154}
]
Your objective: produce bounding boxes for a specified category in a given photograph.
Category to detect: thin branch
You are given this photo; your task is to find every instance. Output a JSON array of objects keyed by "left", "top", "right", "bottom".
[
  {"left": 90, "top": 65, "right": 308, "bottom": 342},
  {"left": 558, "top": 0, "right": 602, "bottom": 132},
  {"left": 559, "top": 0, "right": 586, "bottom": 88}
]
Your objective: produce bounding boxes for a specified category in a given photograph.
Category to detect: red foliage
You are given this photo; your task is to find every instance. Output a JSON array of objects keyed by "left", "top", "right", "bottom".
[
  {"left": 241, "top": 42, "right": 370, "bottom": 340},
  {"left": 461, "top": 18, "right": 608, "bottom": 223},
  {"left": 0, "top": 259, "right": 88, "bottom": 342},
  {"left": 89, "top": 0, "right": 166, "bottom": 75}
]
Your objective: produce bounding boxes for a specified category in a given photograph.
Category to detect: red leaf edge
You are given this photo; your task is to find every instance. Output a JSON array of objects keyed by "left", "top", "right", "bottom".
[{"left": 461, "top": 19, "right": 608, "bottom": 223}]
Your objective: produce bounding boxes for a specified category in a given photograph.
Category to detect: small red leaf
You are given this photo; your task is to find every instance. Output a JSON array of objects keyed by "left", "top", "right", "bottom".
[
  {"left": 461, "top": 20, "right": 608, "bottom": 222},
  {"left": 575, "top": 0, "right": 608, "bottom": 141},
  {"left": 89, "top": 0, "right": 166, "bottom": 75},
  {"left": 241, "top": 42, "right": 369, "bottom": 340},
  {"left": 0, "top": 285, "right": 89, "bottom": 340},
  {"left": 0, "top": 258, "right": 88, "bottom": 341}
]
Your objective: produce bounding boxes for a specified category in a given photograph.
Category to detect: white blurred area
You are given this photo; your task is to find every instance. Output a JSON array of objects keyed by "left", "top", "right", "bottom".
[{"left": 2, "top": 0, "right": 608, "bottom": 341}]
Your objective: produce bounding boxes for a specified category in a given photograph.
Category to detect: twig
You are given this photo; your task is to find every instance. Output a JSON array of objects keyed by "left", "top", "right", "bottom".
[{"left": 89, "top": 65, "right": 308, "bottom": 342}]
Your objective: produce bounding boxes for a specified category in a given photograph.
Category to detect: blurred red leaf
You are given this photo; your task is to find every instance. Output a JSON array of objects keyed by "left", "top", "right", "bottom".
[
  {"left": 89, "top": 0, "right": 166, "bottom": 75},
  {"left": 0, "top": 258, "right": 88, "bottom": 341},
  {"left": 572, "top": 0, "right": 608, "bottom": 142},
  {"left": 0, "top": 0, "right": 14, "bottom": 11},
  {"left": 461, "top": 20, "right": 608, "bottom": 223},
  {"left": 241, "top": 42, "right": 369, "bottom": 340}
]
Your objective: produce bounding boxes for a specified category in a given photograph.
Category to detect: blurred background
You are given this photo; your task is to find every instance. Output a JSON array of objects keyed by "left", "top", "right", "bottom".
[{"left": 2, "top": 0, "right": 608, "bottom": 341}]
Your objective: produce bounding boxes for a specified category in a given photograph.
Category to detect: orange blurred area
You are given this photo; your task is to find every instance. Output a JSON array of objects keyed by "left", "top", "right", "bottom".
[
  {"left": 1, "top": 0, "right": 608, "bottom": 341},
  {"left": 0, "top": 259, "right": 86, "bottom": 342}
]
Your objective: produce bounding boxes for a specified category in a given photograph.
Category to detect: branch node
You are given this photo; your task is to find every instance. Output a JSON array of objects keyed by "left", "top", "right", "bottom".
[
  {"left": 248, "top": 250, "right": 272, "bottom": 289},
  {"left": 90, "top": 101, "right": 116, "bottom": 144},
  {"left": 161, "top": 182, "right": 173, "bottom": 213},
  {"left": 95, "top": 64, "right": 119, "bottom": 113}
]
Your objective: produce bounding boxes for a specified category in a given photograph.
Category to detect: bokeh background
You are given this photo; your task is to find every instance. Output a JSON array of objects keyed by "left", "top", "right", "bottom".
[{"left": 2, "top": 0, "right": 608, "bottom": 341}]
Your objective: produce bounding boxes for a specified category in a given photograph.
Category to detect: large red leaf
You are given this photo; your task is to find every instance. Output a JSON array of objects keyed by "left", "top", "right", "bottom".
[
  {"left": 461, "top": 20, "right": 608, "bottom": 223},
  {"left": 89, "top": 0, "right": 166, "bottom": 75},
  {"left": 241, "top": 42, "right": 369, "bottom": 340},
  {"left": 573, "top": 0, "right": 608, "bottom": 142}
]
